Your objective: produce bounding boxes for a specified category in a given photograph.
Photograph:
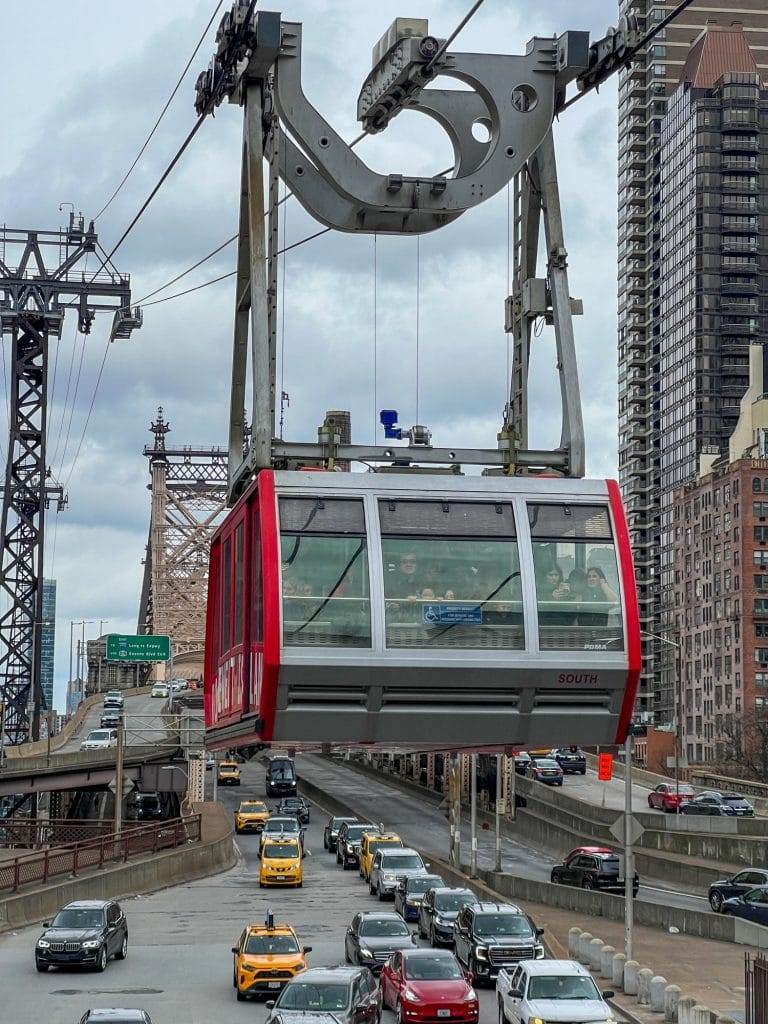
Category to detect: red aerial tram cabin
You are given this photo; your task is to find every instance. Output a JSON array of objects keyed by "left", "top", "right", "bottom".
[{"left": 204, "top": 470, "right": 640, "bottom": 751}]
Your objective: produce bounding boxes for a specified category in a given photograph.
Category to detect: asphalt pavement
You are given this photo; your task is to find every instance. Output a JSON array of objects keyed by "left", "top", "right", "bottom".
[
  {"left": 59, "top": 692, "right": 173, "bottom": 754},
  {"left": 3, "top": 759, "right": 629, "bottom": 1024},
  {"left": 298, "top": 755, "right": 711, "bottom": 915}
]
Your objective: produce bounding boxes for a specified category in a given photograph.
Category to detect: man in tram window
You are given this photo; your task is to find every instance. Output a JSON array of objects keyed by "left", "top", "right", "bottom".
[{"left": 386, "top": 551, "right": 421, "bottom": 598}]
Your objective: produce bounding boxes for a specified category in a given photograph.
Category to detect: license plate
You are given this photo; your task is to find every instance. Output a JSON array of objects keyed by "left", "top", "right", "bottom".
[
  {"left": 268, "top": 982, "right": 281, "bottom": 989},
  {"left": 437, "top": 1010, "right": 451, "bottom": 1017}
]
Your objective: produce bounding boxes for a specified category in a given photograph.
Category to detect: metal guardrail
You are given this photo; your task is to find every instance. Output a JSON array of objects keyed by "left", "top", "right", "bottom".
[
  {"left": 0, "top": 815, "right": 201, "bottom": 894},
  {"left": 0, "top": 817, "right": 115, "bottom": 849}
]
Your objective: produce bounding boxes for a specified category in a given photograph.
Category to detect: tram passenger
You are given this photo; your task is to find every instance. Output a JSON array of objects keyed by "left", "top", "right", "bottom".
[
  {"left": 578, "top": 566, "right": 618, "bottom": 627},
  {"left": 540, "top": 564, "right": 575, "bottom": 626},
  {"left": 567, "top": 568, "right": 588, "bottom": 601},
  {"left": 387, "top": 552, "right": 421, "bottom": 598}
]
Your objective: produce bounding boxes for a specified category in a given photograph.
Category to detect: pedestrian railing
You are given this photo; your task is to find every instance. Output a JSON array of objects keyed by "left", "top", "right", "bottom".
[
  {"left": 0, "top": 817, "right": 115, "bottom": 850},
  {"left": 0, "top": 815, "right": 201, "bottom": 894},
  {"left": 746, "top": 952, "right": 768, "bottom": 1024}
]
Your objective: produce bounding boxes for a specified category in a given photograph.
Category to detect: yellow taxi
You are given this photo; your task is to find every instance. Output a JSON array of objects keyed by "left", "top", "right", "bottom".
[
  {"left": 217, "top": 760, "right": 241, "bottom": 786},
  {"left": 259, "top": 836, "right": 303, "bottom": 887},
  {"left": 231, "top": 915, "right": 311, "bottom": 1002},
  {"left": 235, "top": 799, "right": 270, "bottom": 834},
  {"left": 359, "top": 831, "right": 403, "bottom": 881}
]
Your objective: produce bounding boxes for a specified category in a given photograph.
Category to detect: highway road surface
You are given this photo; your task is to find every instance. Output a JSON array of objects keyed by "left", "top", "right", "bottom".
[
  {"left": 299, "top": 755, "right": 711, "bottom": 915},
  {"left": 0, "top": 759, "right": 631, "bottom": 1024},
  {"left": 59, "top": 691, "right": 173, "bottom": 754}
]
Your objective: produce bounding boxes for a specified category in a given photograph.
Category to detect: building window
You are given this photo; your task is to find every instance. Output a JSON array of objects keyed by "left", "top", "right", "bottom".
[
  {"left": 755, "top": 575, "right": 768, "bottom": 591},
  {"left": 756, "top": 599, "right": 768, "bottom": 616},
  {"left": 755, "top": 502, "right": 768, "bottom": 518},
  {"left": 755, "top": 526, "right": 768, "bottom": 543},
  {"left": 756, "top": 673, "right": 768, "bottom": 687},
  {"left": 753, "top": 478, "right": 762, "bottom": 493},
  {"left": 755, "top": 648, "right": 768, "bottom": 664},
  {"left": 756, "top": 624, "right": 768, "bottom": 639},
  {"left": 753, "top": 551, "right": 768, "bottom": 567}
]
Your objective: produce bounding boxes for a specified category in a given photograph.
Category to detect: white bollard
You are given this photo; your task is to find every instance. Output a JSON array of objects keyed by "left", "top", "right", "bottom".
[
  {"left": 650, "top": 976, "right": 667, "bottom": 1013},
  {"left": 577, "top": 932, "right": 593, "bottom": 965},
  {"left": 677, "top": 996, "right": 697, "bottom": 1024},
  {"left": 600, "top": 945, "right": 616, "bottom": 980},
  {"left": 588, "top": 937, "right": 604, "bottom": 971},
  {"left": 664, "top": 984, "right": 681, "bottom": 1023},
  {"left": 612, "top": 953, "right": 626, "bottom": 989},
  {"left": 692, "top": 1008, "right": 712, "bottom": 1024},
  {"left": 715, "top": 1017, "right": 737, "bottom": 1024},
  {"left": 568, "top": 927, "right": 582, "bottom": 958},
  {"left": 624, "top": 960, "right": 640, "bottom": 996},
  {"left": 638, "top": 968, "right": 653, "bottom": 1005}
]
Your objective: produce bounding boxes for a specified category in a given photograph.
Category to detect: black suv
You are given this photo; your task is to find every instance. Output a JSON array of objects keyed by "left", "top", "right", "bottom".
[
  {"left": 550, "top": 847, "right": 639, "bottom": 896},
  {"left": 417, "top": 886, "right": 477, "bottom": 946},
  {"left": 344, "top": 911, "right": 416, "bottom": 971},
  {"left": 551, "top": 747, "right": 587, "bottom": 774},
  {"left": 336, "top": 821, "right": 378, "bottom": 870},
  {"left": 266, "top": 965, "right": 381, "bottom": 1024},
  {"left": 709, "top": 869, "right": 768, "bottom": 912},
  {"left": 36, "top": 899, "right": 128, "bottom": 972},
  {"left": 453, "top": 901, "right": 543, "bottom": 983},
  {"left": 277, "top": 796, "right": 311, "bottom": 824},
  {"left": 324, "top": 815, "right": 358, "bottom": 852}
]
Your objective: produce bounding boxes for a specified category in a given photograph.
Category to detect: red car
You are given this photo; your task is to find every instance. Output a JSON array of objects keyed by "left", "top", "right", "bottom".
[
  {"left": 380, "top": 948, "right": 478, "bottom": 1024},
  {"left": 647, "top": 783, "right": 695, "bottom": 812}
]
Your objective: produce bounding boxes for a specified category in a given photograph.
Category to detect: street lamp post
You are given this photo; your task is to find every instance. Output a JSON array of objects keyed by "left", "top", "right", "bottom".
[{"left": 643, "top": 630, "right": 682, "bottom": 806}]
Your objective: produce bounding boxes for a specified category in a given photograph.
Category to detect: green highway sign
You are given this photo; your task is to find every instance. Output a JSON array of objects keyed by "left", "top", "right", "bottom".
[{"left": 106, "top": 634, "right": 171, "bottom": 662}]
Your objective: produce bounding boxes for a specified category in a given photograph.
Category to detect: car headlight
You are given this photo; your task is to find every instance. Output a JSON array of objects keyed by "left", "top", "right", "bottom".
[
  {"left": 528, "top": 1018, "right": 545, "bottom": 1024},
  {"left": 474, "top": 946, "right": 488, "bottom": 960},
  {"left": 402, "top": 989, "right": 420, "bottom": 1003},
  {"left": 534, "top": 944, "right": 545, "bottom": 959},
  {"left": 359, "top": 948, "right": 373, "bottom": 960},
  {"left": 82, "top": 940, "right": 102, "bottom": 949},
  {"left": 37, "top": 940, "right": 50, "bottom": 949},
  {"left": 382, "top": 873, "right": 395, "bottom": 882}
]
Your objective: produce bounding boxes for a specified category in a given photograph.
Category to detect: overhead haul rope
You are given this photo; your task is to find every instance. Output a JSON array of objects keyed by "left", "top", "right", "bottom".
[
  {"left": 279, "top": 134, "right": 289, "bottom": 440},
  {"left": 415, "top": 234, "right": 421, "bottom": 425},
  {"left": 373, "top": 234, "right": 378, "bottom": 444}
]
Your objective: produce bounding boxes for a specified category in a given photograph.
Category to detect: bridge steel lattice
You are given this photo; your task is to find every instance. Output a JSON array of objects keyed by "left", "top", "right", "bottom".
[{"left": 138, "top": 409, "right": 227, "bottom": 667}]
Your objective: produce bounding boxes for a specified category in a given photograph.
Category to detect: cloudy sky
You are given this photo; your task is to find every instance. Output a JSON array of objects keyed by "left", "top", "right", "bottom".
[{"left": 1, "top": 0, "right": 619, "bottom": 710}]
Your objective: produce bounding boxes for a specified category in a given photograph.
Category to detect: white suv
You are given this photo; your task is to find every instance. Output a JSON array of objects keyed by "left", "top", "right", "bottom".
[
  {"left": 498, "top": 959, "right": 615, "bottom": 1024},
  {"left": 80, "top": 729, "right": 118, "bottom": 750},
  {"left": 369, "top": 847, "right": 427, "bottom": 900}
]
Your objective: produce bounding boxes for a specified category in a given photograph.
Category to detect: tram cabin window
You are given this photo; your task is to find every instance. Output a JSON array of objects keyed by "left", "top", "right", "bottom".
[
  {"left": 528, "top": 503, "right": 623, "bottom": 651},
  {"left": 279, "top": 498, "right": 371, "bottom": 648},
  {"left": 378, "top": 499, "right": 523, "bottom": 650}
]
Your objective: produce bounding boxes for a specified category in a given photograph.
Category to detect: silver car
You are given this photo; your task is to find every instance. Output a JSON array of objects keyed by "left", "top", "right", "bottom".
[{"left": 369, "top": 847, "right": 427, "bottom": 900}]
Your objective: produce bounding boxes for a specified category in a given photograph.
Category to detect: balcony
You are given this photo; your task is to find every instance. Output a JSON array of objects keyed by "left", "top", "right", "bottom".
[
  {"left": 722, "top": 238, "right": 758, "bottom": 254},
  {"left": 722, "top": 111, "right": 759, "bottom": 131},
  {"left": 721, "top": 155, "right": 758, "bottom": 172}
]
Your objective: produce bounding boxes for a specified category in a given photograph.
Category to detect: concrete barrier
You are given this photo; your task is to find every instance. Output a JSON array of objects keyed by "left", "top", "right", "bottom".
[
  {"left": 650, "top": 976, "right": 667, "bottom": 1013},
  {"left": 678, "top": 997, "right": 697, "bottom": 1024},
  {"left": 600, "top": 944, "right": 615, "bottom": 979},
  {"left": 692, "top": 1008, "right": 711, "bottom": 1024},
  {"left": 664, "top": 984, "right": 681, "bottom": 1023},
  {"left": 624, "top": 960, "right": 640, "bottom": 996},
  {"left": 612, "top": 952, "right": 626, "bottom": 988},
  {"left": 638, "top": 967, "right": 653, "bottom": 1005},
  {"left": 588, "top": 936, "right": 604, "bottom": 971},
  {"left": 577, "top": 931, "right": 594, "bottom": 964},
  {"left": 0, "top": 804, "right": 235, "bottom": 933},
  {"left": 568, "top": 926, "right": 582, "bottom": 956}
]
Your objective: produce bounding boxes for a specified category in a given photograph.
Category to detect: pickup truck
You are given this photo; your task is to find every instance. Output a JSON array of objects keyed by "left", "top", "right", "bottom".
[{"left": 497, "top": 959, "right": 615, "bottom": 1024}]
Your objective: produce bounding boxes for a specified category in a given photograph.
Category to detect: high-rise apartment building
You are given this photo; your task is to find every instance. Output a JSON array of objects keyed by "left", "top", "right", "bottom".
[
  {"left": 40, "top": 578, "right": 56, "bottom": 710},
  {"left": 617, "top": 3, "right": 768, "bottom": 722}
]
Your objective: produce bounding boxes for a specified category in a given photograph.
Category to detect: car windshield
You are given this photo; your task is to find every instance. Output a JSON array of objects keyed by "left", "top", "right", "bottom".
[
  {"left": 282, "top": 799, "right": 303, "bottom": 808},
  {"left": 241, "top": 802, "right": 267, "bottom": 812},
  {"left": 527, "top": 975, "right": 601, "bottom": 1001},
  {"left": 383, "top": 855, "right": 423, "bottom": 870},
  {"left": 722, "top": 795, "right": 748, "bottom": 804},
  {"left": 264, "top": 843, "right": 300, "bottom": 859},
  {"left": 266, "top": 819, "right": 299, "bottom": 833},
  {"left": 345, "top": 825, "right": 374, "bottom": 841},
  {"left": 245, "top": 933, "right": 299, "bottom": 955},
  {"left": 87, "top": 731, "right": 111, "bottom": 741},
  {"left": 359, "top": 917, "right": 409, "bottom": 937},
  {"left": 51, "top": 908, "right": 105, "bottom": 929},
  {"left": 276, "top": 983, "right": 349, "bottom": 1011},
  {"left": 556, "top": 749, "right": 583, "bottom": 756},
  {"left": 332, "top": 818, "right": 356, "bottom": 828},
  {"left": 220, "top": 763, "right": 238, "bottom": 771},
  {"left": 473, "top": 914, "right": 532, "bottom": 938},
  {"left": 270, "top": 761, "right": 296, "bottom": 781},
  {"left": 534, "top": 759, "right": 560, "bottom": 769},
  {"left": 405, "top": 955, "right": 463, "bottom": 980},
  {"left": 406, "top": 876, "right": 443, "bottom": 894},
  {"left": 435, "top": 892, "right": 475, "bottom": 912}
]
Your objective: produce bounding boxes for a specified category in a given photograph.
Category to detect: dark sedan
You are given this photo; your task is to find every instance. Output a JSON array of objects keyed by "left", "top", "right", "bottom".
[
  {"left": 551, "top": 747, "right": 587, "bottom": 774},
  {"left": 722, "top": 886, "right": 768, "bottom": 925},
  {"left": 417, "top": 887, "right": 477, "bottom": 946},
  {"left": 393, "top": 874, "right": 445, "bottom": 922},
  {"left": 324, "top": 815, "right": 358, "bottom": 853},
  {"left": 708, "top": 869, "right": 768, "bottom": 912},
  {"left": 525, "top": 758, "right": 564, "bottom": 786},
  {"left": 265, "top": 966, "right": 381, "bottom": 1024},
  {"left": 697, "top": 790, "right": 755, "bottom": 817},
  {"left": 344, "top": 911, "right": 417, "bottom": 971},
  {"left": 35, "top": 900, "right": 128, "bottom": 972},
  {"left": 679, "top": 795, "right": 735, "bottom": 816},
  {"left": 277, "top": 796, "right": 311, "bottom": 825}
]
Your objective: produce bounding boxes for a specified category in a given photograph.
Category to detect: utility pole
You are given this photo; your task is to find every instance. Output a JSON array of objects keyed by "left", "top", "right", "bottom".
[
  {"left": 624, "top": 732, "right": 635, "bottom": 961},
  {"left": 114, "top": 717, "right": 125, "bottom": 836},
  {"left": 470, "top": 753, "right": 478, "bottom": 878},
  {"left": 495, "top": 753, "right": 503, "bottom": 872},
  {"left": 0, "top": 216, "right": 139, "bottom": 747}
]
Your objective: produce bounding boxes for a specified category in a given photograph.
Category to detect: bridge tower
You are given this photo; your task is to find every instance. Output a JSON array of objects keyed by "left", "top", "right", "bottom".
[{"left": 138, "top": 409, "right": 227, "bottom": 679}]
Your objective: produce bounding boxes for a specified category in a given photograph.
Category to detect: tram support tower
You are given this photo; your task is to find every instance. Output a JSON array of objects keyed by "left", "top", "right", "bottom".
[
  {"left": 139, "top": 409, "right": 228, "bottom": 674},
  {"left": 0, "top": 215, "right": 140, "bottom": 744},
  {"left": 195, "top": 8, "right": 640, "bottom": 502}
]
